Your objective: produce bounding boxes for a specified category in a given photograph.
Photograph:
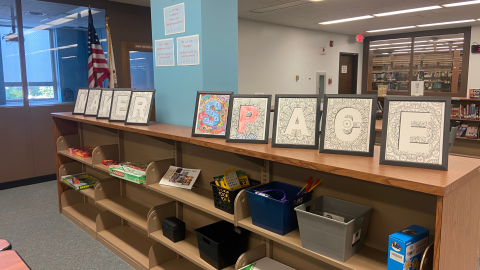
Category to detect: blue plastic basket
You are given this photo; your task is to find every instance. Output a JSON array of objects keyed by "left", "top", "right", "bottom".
[{"left": 246, "top": 181, "right": 312, "bottom": 235}]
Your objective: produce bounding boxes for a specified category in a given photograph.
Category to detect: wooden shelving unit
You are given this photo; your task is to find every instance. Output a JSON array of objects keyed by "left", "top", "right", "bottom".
[{"left": 53, "top": 112, "right": 480, "bottom": 270}]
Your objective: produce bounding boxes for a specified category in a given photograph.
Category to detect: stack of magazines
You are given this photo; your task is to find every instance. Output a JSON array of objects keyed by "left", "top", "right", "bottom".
[{"left": 61, "top": 173, "right": 99, "bottom": 191}]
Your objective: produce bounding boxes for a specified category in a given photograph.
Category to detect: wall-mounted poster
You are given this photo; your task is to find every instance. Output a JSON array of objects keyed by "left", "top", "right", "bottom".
[
  {"left": 226, "top": 95, "right": 272, "bottom": 144},
  {"left": 320, "top": 94, "right": 377, "bottom": 157},
  {"left": 84, "top": 88, "right": 102, "bottom": 117},
  {"left": 272, "top": 95, "right": 321, "bottom": 149},
  {"left": 164, "top": 3, "right": 185, "bottom": 36},
  {"left": 73, "top": 88, "right": 89, "bottom": 115},
  {"left": 177, "top": 35, "right": 199, "bottom": 66},
  {"left": 97, "top": 89, "right": 114, "bottom": 119},
  {"left": 109, "top": 89, "right": 133, "bottom": 122},
  {"left": 125, "top": 90, "right": 155, "bottom": 126},
  {"left": 192, "top": 91, "right": 233, "bottom": 138},
  {"left": 155, "top": 38, "right": 175, "bottom": 66},
  {"left": 380, "top": 97, "right": 451, "bottom": 171}
]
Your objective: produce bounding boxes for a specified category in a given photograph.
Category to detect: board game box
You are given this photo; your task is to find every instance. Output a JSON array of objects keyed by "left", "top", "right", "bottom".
[
  {"left": 61, "top": 173, "right": 99, "bottom": 191},
  {"left": 109, "top": 162, "right": 149, "bottom": 184}
]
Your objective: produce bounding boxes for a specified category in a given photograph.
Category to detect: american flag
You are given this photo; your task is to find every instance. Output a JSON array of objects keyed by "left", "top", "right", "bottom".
[{"left": 88, "top": 8, "right": 109, "bottom": 87}]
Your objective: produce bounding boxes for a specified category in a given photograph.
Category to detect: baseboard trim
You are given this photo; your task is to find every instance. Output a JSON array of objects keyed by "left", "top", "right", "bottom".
[{"left": 0, "top": 174, "right": 56, "bottom": 190}]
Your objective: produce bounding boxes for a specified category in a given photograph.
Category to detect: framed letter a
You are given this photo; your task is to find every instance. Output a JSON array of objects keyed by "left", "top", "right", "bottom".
[{"left": 272, "top": 95, "right": 321, "bottom": 149}]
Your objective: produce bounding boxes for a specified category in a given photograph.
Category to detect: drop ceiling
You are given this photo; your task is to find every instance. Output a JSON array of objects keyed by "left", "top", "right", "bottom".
[{"left": 110, "top": 0, "right": 480, "bottom": 36}]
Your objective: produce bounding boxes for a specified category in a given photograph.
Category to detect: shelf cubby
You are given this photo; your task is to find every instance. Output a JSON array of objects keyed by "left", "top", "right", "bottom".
[
  {"left": 96, "top": 211, "right": 158, "bottom": 270},
  {"left": 58, "top": 162, "right": 112, "bottom": 200},
  {"left": 145, "top": 158, "right": 235, "bottom": 223},
  {"left": 61, "top": 189, "right": 103, "bottom": 239},
  {"left": 95, "top": 178, "right": 174, "bottom": 231}
]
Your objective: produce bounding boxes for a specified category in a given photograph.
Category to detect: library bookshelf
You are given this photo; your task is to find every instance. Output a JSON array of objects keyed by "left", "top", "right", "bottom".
[{"left": 53, "top": 112, "right": 480, "bottom": 270}]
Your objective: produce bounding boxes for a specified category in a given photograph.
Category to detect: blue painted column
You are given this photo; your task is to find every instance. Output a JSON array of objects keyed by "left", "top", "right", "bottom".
[
  {"left": 0, "top": 39, "right": 6, "bottom": 105},
  {"left": 150, "top": 0, "right": 238, "bottom": 126}
]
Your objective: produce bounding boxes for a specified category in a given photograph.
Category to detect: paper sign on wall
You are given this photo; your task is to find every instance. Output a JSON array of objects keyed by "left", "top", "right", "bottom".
[
  {"left": 177, "top": 35, "right": 200, "bottom": 66},
  {"left": 164, "top": 3, "right": 185, "bottom": 35},
  {"left": 342, "top": 65, "right": 348, "bottom": 73},
  {"left": 155, "top": 38, "right": 175, "bottom": 66},
  {"left": 411, "top": 81, "right": 424, "bottom": 96}
]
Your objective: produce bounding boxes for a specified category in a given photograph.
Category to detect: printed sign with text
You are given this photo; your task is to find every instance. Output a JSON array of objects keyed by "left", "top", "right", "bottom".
[
  {"left": 177, "top": 35, "right": 200, "bottom": 66},
  {"left": 155, "top": 38, "right": 175, "bottom": 66},
  {"left": 164, "top": 3, "right": 185, "bottom": 35}
]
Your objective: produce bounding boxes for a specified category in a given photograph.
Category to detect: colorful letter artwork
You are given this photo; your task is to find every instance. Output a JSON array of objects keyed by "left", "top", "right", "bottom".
[
  {"left": 227, "top": 96, "right": 271, "bottom": 143},
  {"left": 194, "top": 93, "right": 231, "bottom": 136}
]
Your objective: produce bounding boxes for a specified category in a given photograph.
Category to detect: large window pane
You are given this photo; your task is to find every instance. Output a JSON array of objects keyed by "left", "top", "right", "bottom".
[
  {"left": 369, "top": 38, "right": 412, "bottom": 92},
  {"left": 130, "top": 51, "right": 154, "bottom": 89},
  {"left": 413, "top": 33, "right": 463, "bottom": 93}
]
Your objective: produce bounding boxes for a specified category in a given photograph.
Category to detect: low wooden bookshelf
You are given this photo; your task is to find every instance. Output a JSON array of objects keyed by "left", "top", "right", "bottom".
[{"left": 53, "top": 112, "right": 480, "bottom": 270}]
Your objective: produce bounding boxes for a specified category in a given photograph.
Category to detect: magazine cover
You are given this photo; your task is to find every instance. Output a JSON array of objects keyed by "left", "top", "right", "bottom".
[
  {"left": 159, "top": 166, "right": 201, "bottom": 190},
  {"left": 62, "top": 173, "right": 99, "bottom": 191}
]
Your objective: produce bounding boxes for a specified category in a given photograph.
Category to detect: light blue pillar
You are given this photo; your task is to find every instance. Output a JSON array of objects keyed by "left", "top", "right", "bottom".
[
  {"left": 0, "top": 39, "right": 6, "bottom": 105},
  {"left": 150, "top": 0, "right": 238, "bottom": 126}
]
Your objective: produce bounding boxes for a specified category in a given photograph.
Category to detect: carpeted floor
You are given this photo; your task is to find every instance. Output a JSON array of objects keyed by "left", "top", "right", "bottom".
[{"left": 0, "top": 180, "right": 133, "bottom": 270}]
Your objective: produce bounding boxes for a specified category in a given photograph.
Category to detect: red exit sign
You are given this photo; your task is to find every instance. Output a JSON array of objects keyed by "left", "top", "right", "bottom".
[{"left": 471, "top": 44, "right": 480, "bottom": 53}]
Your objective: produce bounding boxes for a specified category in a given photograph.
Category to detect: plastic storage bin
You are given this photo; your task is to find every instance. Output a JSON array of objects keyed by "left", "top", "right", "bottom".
[
  {"left": 210, "top": 180, "right": 260, "bottom": 214},
  {"left": 246, "top": 181, "right": 312, "bottom": 235},
  {"left": 294, "top": 196, "right": 372, "bottom": 262},
  {"left": 195, "top": 221, "right": 249, "bottom": 269},
  {"left": 161, "top": 217, "right": 186, "bottom": 243}
]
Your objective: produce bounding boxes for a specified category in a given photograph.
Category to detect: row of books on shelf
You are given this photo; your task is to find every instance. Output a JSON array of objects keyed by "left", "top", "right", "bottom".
[
  {"left": 456, "top": 124, "right": 479, "bottom": 139},
  {"left": 372, "top": 72, "right": 409, "bottom": 82},
  {"left": 451, "top": 104, "right": 480, "bottom": 120},
  {"left": 372, "top": 82, "right": 408, "bottom": 91}
]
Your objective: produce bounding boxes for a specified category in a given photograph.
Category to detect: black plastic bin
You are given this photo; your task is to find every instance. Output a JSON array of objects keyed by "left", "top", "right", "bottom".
[
  {"left": 161, "top": 217, "right": 186, "bottom": 243},
  {"left": 195, "top": 221, "right": 249, "bottom": 269},
  {"left": 210, "top": 180, "right": 260, "bottom": 214}
]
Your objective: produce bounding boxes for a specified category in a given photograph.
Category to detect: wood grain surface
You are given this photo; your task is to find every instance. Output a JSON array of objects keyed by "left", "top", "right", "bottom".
[
  {"left": 0, "top": 251, "right": 29, "bottom": 270},
  {"left": 52, "top": 112, "right": 480, "bottom": 196}
]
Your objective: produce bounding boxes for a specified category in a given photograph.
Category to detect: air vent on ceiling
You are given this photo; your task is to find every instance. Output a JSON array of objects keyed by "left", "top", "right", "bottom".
[
  {"left": 251, "top": 0, "right": 319, "bottom": 13},
  {"left": 25, "top": 11, "right": 47, "bottom": 16}
]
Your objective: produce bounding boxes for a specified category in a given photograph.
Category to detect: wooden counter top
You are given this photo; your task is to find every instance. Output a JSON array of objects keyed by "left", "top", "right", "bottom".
[{"left": 52, "top": 112, "right": 480, "bottom": 196}]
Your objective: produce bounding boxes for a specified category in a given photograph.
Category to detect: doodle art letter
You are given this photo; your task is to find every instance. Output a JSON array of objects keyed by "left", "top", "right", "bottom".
[
  {"left": 203, "top": 100, "right": 221, "bottom": 127},
  {"left": 334, "top": 108, "right": 362, "bottom": 141},
  {"left": 285, "top": 108, "right": 309, "bottom": 135},
  {"left": 238, "top": 106, "right": 259, "bottom": 133},
  {"left": 399, "top": 112, "right": 430, "bottom": 153}
]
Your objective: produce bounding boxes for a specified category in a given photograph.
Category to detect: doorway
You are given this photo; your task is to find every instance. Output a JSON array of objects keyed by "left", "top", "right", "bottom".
[{"left": 338, "top": 53, "right": 358, "bottom": 94}]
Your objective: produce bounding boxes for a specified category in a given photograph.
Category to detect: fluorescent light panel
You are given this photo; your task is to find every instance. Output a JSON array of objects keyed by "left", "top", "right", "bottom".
[
  {"left": 443, "top": 0, "right": 480, "bottom": 7},
  {"left": 374, "top": 6, "right": 442, "bottom": 17},
  {"left": 376, "top": 46, "right": 411, "bottom": 50},
  {"left": 370, "top": 43, "right": 392, "bottom": 47},
  {"left": 417, "top": 19, "right": 475, "bottom": 27},
  {"left": 47, "top": 18, "right": 73, "bottom": 25},
  {"left": 367, "top": 26, "right": 416, "bottom": 33},
  {"left": 319, "top": 15, "right": 373, "bottom": 25}
]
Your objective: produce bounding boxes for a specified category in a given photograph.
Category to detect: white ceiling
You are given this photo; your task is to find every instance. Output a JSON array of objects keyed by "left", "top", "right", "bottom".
[{"left": 109, "top": 0, "right": 480, "bottom": 36}]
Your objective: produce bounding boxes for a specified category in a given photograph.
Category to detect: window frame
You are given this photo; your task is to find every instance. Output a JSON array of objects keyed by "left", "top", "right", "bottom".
[{"left": 362, "top": 27, "right": 471, "bottom": 97}]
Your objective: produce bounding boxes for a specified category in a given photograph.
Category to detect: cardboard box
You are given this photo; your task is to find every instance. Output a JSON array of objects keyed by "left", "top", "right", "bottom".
[
  {"left": 109, "top": 162, "right": 148, "bottom": 184},
  {"left": 388, "top": 225, "right": 429, "bottom": 270},
  {"left": 239, "top": 257, "right": 295, "bottom": 270}
]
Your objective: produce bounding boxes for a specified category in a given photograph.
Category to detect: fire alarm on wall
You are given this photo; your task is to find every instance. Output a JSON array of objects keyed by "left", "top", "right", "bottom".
[{"left": 330, "top": 40, "right": 334, "bottom": 47}]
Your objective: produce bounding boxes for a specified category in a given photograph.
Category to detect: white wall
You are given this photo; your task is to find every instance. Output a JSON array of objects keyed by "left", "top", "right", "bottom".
[
  {"left": 468, "top": 26, "right": 480, "bottom": 93},
  {"left": 238, "top": 19, "right": 364, "bottom": 98}
]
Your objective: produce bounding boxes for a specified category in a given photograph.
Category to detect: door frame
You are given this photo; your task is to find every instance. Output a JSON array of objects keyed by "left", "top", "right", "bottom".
[
  {"left": 338, "top": 53, "right": 359, "bottom": 94},
  {"left": 121, "top": 41, "right": 153, "bottom": 88}
]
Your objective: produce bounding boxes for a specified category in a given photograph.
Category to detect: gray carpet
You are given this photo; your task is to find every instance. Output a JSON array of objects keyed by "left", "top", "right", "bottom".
[{"left": 0, "top": 180, "right": 133, "bottom": 270}]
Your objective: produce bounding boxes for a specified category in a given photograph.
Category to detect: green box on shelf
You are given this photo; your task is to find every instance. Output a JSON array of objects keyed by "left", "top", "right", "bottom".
[{"left": 109, "top": 162, "right": 148, "bottom": 184}]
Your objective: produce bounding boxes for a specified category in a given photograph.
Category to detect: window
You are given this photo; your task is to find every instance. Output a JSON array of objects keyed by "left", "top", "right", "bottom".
[
  {"left": 0, "top": 0, "right": 106, "bottom": 105},
  {"left": 363, "top": 28, "right": 470, "bottom": 97}
]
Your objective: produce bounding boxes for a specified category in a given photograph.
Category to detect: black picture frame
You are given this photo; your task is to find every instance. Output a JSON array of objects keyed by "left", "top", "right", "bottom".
[
  {"left": 109, "top": 88, "right": 134, "bottom": 122},
  {"left": 97, "top": 89, "right": 114, "bottom": 119},
  {"left": 320, "top": 94, "right": 377, "bottom": 157},
  {"left": 225, "top": 94, "right": 272, "bottom": 144},
  {"left": 84, "top": 88, "right": 102, "bottom": 117},
  {"left": 191, "top": 91, "right": 234, "bottom": 138},
  {"left": 272, "top": 94, "right": 321, "bottom": 149},
  {"left": 72, "top": 88, "right": 89, "bottom": 115},
  {"left": 380, "top": 96, "right": 451, "bottom": 171},
  {"left": 125, "top": 89, "right": 156, "bottom": 126}
]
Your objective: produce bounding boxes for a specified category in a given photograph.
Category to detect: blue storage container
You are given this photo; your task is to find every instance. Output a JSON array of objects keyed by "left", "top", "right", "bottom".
[{"left": 246, "top": 181, "right": 312, "bottom": 235}]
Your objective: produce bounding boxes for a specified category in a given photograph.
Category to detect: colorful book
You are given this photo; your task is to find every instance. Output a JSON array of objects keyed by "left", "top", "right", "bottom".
[{"left": 62, "top": 173, "right": 99, "bottom": 191}]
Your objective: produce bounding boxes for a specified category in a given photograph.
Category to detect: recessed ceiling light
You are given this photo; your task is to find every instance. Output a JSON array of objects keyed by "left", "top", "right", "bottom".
[
  {"left": 453, "top": 42, "right": 464, "bottom": 44},
  {"left": 437, "top": 37, "right": 464, "bottom": 42},
  {"left": 308, "top": 0, "right": 323, "bottom": 2},
  {"left": 374, "top": 6, "right": 442, "bottom": 17},
  {"left": 417, "top": 19, "right": 475, "bottom": 27},
  {"left": 367, "top": 26, "right": 416, "bottom": 33},
  {"left": 394, "top": 48, "right": 412, "bottom": 51},
  {"left": 415, "top": 40, "right": 428, "bottom": 43},
  {"left": 443, "top": 0, "right": 480, "bottom": 7},
  {"left": 319, "top": 15, "right": 373, "bottom": 25},
  {"left": 47, "top": 18, "right": 73, "bottom": 25}
]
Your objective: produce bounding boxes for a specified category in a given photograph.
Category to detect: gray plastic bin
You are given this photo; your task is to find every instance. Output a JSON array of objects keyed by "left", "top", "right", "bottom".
[{"left": 294, "top": 196, "right": 372, "bottom": 262}]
